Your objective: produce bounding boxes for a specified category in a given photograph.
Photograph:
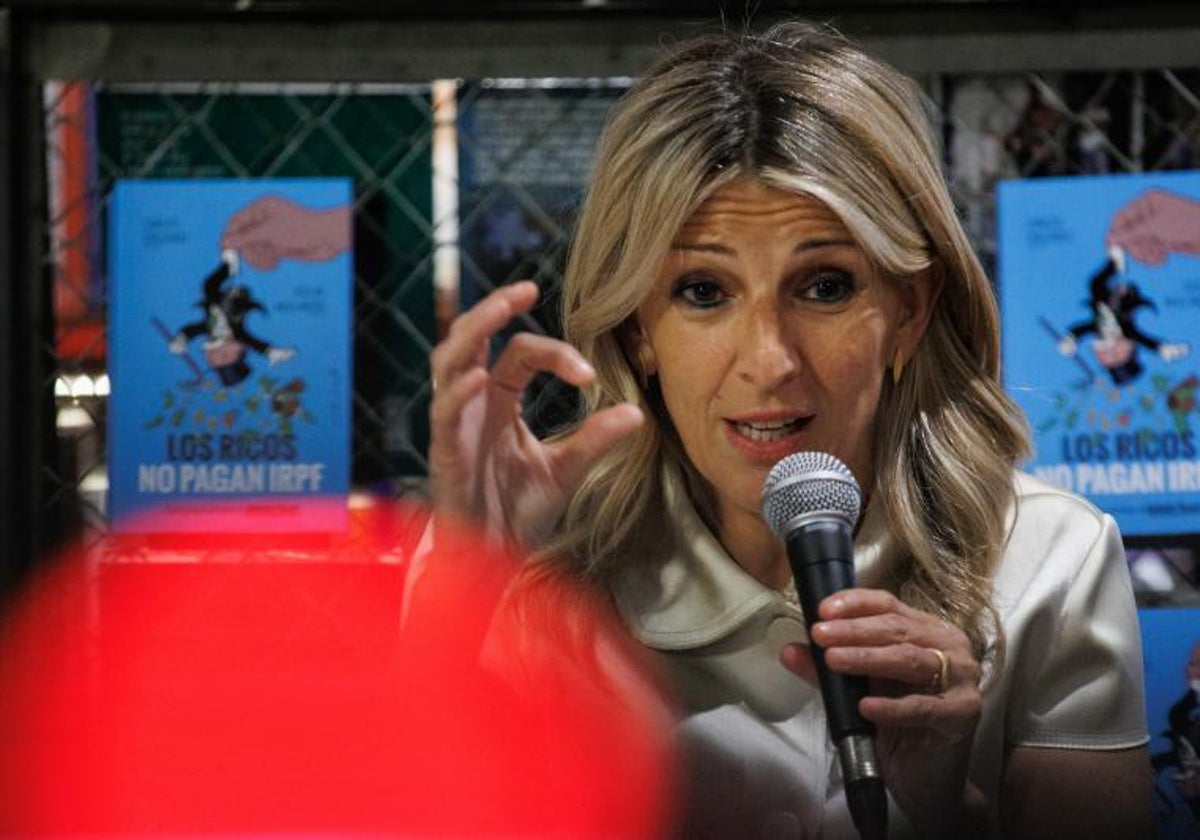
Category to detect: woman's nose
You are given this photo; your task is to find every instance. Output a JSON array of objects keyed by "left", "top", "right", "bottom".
[{"left": 736, "top": 308, "right": 801, "bottom": 387}]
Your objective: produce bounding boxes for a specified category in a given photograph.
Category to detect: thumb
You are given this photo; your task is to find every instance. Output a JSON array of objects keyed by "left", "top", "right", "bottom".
[
  {"left": 780, "top": 643, "right": 818, "bottom": 686},
  {"left": 547, "top": 403, "right": 644, "bottom": 497}
]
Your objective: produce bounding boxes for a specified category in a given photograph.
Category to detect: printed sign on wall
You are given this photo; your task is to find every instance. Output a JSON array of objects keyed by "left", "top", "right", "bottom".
[
  {"left": 108, "top": 178, "right": 352, "bottom": 532},
  {"left": 999, "top": 172, "right": 1200, "bottom": 537},
  {"left": 1139, "top": 607, "right": 1200, "bottom": 834}
]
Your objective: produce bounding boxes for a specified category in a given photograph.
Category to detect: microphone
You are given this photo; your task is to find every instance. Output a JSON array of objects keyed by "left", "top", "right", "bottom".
[{"left": 761, "top": 451, "right": 887, "bottom": 840}]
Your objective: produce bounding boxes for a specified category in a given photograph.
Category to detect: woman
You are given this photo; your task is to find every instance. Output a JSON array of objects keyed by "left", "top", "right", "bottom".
[{"left": 429, "top": 22, "right": 1150, "bottom": 837}]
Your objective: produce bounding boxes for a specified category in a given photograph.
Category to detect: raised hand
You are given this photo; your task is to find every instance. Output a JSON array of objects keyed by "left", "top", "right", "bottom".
[{"left": 428, "top": 281, "right": 643, "bottom": 547}]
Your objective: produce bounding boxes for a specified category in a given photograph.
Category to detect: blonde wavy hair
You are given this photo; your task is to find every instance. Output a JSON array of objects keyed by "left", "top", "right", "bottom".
[{"left": 541, "top": 21, "right": 1029, "bottom": 665}]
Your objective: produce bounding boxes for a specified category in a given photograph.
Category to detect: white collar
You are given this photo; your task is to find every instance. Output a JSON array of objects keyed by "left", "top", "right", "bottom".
[{"left": 610, "top": 462, "right": 899, "bottom": 651}]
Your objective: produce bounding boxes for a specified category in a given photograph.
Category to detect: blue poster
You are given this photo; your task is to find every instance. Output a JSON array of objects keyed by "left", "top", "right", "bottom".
[
  {"left": 999, "top": 172, "right": 1200, "bottom": 538},
  {"left": 1139, "top": 608, "right": 1200, "bottom": 834},
  {"left": 108, "top": 179, "right": 352, "bottom": 533}
]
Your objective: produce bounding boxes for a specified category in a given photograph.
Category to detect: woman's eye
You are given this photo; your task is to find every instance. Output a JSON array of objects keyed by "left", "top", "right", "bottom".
[
  {"left": 801, "top": 270, "right": 856, "bottom": 303},
  {"left": 673, "top": 277, "right": 726, "bottom": 309}
]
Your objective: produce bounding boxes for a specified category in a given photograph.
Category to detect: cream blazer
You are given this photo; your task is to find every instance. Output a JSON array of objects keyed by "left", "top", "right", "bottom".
[{"left": 610, "top": 466, "right": 1149, "bottom": 838}]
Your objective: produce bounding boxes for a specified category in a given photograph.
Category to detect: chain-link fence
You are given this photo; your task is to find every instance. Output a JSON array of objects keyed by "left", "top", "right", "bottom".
[{"left": 44, "top": 76, "right": 633, "bottom": 536}]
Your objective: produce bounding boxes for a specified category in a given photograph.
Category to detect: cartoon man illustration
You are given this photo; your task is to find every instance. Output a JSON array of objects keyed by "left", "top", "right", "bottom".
[
  {"left": 169, "top": 248, "right": 296, "bottom": 387},
  {"left": 1057, "top": 245, "right": 1190, "bottom": 386}
]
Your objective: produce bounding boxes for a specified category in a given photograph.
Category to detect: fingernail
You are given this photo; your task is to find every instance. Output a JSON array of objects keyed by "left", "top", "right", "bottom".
[{"left": 828, "top": 596, "right": 845, "bottom": 613}]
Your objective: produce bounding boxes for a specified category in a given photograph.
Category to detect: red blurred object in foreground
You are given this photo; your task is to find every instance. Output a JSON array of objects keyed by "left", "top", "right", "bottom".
[{"left": 0, "top": 500, "right": 677, "bottom": 836}]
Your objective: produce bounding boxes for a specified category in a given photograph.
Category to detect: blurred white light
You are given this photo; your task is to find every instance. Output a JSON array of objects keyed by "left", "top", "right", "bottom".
[
  {"left": 348, "top": 490, "right": 376, "bottom": 510},
  {"left": 54, "top": 373, "right": 111, "bottom": 399},
  {"left": 80, "top": 466, "right": 108, "bottom": 494},
  {"left": 57, "top": 404, "right": 94, "bottom": 431},
  {"left": 70, "top": 374, "right": 95, "bottom": 398}
]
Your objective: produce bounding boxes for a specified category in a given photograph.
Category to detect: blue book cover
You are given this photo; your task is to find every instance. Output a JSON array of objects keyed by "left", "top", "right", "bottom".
[
  {"left": 998, "top": 172, "right": 1200, "bottom": 537},
  {"left": 108, "top": 178, "right": 353, "bottom": 533}
]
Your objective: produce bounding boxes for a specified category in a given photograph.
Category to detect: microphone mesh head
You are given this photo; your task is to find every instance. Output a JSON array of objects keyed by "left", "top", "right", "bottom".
[{"left": 760, "top": 451, "right": 861, "bottom": 539}]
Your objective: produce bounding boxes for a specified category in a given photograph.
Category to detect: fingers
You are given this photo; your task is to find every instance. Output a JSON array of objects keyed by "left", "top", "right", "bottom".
[
  {"left": 428, "top": 281, "right": 632, "bottom": 506},
  {"left": 221, "top": 198, "right": 275, "bottom": 243},
  {"left": 858, "top": 688, "right": 982, "bottom": 732},
  {"left": 1124, "top": 236, "right": 1167, "bottom": 266},
  {"left": 1108, "top": 189, "right": 1165, "bottom": 235},
  {"left": 1106, "top": 191, "right": 1164, "bottom": 258},
  {"left": 429, "top": 366, "right": 488, "bottom": 438},
  {"left": 431, "top": 281, "right": 603, "bottom": 430},
  {"left": 488, "top": 332, "right": 597, "bottom": 396},
  {"left": 811, "top": 588, "right": 980, "bottom": 693},
  {"left": 823, "top": 642, "right": 952, "bottom": 689},
  {"left": 546, "top": 404, "right": 644, "bottom": 492},
  {"left": 239, "top": 244, "right": 280, "bottom": 271},
  {"left": 779, "top": 642, "right": 817, "bottom": 686},
  {"left": 815, "top": 588, "right": 930, "bottom": 627},
  {"left": 430, "top": 281, "right": 541, "bottom": 383}
]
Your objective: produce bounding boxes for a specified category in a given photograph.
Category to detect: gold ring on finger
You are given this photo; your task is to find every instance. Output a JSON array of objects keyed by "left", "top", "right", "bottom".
[{"left": 929, "top": 647, "right": 950, "bottom": 694}]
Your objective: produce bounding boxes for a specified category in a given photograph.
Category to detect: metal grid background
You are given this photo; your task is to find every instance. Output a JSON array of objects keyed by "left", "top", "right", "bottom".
[
  {"left": 59, "top": 81, "right": 440, "bottom": 512},
  {"left": 46, "top": 71, "right": 1200, "bottom": 511},
  {"left": 8, "top": 17, "right": 1200, "bottom": 589}
]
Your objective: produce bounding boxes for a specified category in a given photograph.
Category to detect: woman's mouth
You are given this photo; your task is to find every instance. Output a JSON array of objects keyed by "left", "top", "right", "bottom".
[
  {"left": 729, "top": 417, "right": 808, "bottom": 442},
  {"left": 723, "top": 414, "right": 815, "bottom": 463}
]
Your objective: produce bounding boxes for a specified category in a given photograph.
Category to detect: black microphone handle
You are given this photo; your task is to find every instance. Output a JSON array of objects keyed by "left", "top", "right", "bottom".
[
  {"left": 786, "top": 521, "right": 875, "bottom": 744},
  {"left": 787, "top": 520, "right": 888, "bottom": 840}
]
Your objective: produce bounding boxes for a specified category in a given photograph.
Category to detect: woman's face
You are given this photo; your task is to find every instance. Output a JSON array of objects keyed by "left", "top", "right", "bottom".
[{"left": 635, "top": 179, "right": 935, "bottom": 534}]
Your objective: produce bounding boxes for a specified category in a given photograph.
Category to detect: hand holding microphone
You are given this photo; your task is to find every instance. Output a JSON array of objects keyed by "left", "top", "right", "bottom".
[
  {"left": 762, "top": 452, "right": 887, "bottom": 840},
  {"left": 763, "top": 452, "right": 984, "bottom": 839}
]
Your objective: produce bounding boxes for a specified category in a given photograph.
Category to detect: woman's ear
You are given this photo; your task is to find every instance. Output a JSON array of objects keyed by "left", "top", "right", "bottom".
[
  {"left": 895, "top": 261, "right": 944, "bottom": 357},
  {"left": 619, "top": 319, "right": 658, "bottom": 382}
]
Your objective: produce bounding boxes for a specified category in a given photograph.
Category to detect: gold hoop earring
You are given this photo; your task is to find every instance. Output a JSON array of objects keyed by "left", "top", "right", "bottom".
[{"left": 892, "top": 349, "right": 905, "bottom": 386}]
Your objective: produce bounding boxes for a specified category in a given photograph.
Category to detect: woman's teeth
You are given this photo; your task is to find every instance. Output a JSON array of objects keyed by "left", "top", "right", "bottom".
[{"left": 732, "top": 418, "right": 804, "bottom": 442}]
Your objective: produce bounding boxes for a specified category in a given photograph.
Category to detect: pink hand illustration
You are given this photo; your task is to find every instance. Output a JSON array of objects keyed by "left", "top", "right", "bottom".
[
  {"left": 1107, "top": 188, "right": 1200, "bottom": 265},
  {"left": 221, "top": 195, "right": 351, "bottom": 271}
]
